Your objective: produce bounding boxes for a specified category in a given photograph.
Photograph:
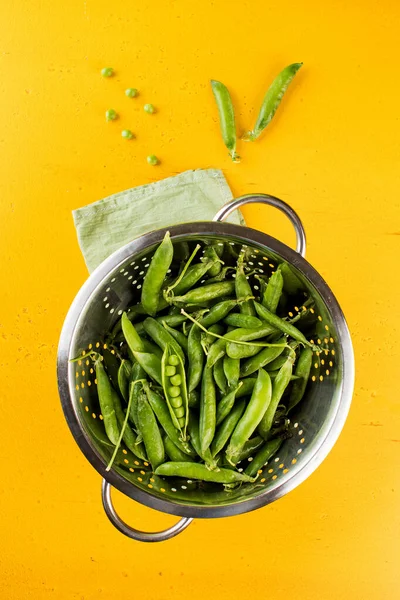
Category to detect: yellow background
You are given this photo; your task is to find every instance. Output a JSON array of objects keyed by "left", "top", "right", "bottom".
[{"left": 1, "top": 0, "right": 399, "bottom": 598}]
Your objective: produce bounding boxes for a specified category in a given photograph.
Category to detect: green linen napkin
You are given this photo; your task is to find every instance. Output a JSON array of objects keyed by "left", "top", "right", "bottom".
[{"left": 73, "top": 168, "right": 242, "bottom": 273}]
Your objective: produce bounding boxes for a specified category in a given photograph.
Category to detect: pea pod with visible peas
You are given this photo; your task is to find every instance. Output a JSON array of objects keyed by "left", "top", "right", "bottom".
[
  {"left": 210, "top": 79, "right": 240, "bottom": 162},
  {"left": 161, "top": 346, "right": 189, "bottom": 440},
  {"left": 244, "top": 62, "right": 303, "bottom": 141},
  {"left": 155, "top": 462, "right": 256, "bottom": 484},
  {"left": 141, "top": 230, "right": 174, "bottom": 316},
  {"left": 226, "top": 368, "right": 272, "bottom": 465}
]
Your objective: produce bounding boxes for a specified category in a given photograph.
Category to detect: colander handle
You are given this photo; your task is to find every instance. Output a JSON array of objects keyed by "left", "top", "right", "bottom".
[
  {"left": 101, "top": 480, "right": 193, "bottom": 542},
  {"left": 213, "top": 193, "right": 306, "bottom": 257}
]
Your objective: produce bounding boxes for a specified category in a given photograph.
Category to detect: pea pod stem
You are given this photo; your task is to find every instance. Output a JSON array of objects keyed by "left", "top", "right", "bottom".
[{"left": 165, "top": 244, "right": 201, "bottom": 297}]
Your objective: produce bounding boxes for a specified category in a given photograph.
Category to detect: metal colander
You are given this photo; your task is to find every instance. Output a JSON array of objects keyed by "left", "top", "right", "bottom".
[{"left": 57, "top": 194, "right": 354, "bottom": 542}]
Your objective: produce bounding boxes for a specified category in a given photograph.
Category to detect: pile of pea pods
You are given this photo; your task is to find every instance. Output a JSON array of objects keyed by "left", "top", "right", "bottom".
[{"left": 94, "top": 232, "right": 316, "bottom": 487}]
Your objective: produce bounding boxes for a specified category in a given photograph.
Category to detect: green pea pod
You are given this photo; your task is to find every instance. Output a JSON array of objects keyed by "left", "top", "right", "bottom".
[
  {"left": 161, "top": 345, "right": 189, "bottom": 440},
  {"left": 102, "top": 348, "right": 121, "bottom": 391},
  {"left": 132, "top": 351, "right": 162, "bottom": 385},
  {"left": 244, "top": 438, "right": 282, "bottom": 477},
  {"left": 164, "top": 436, "right": 195, "bottom": 462},
  {"left": 210, "top": 399, "right": 246, "bottom": 457},
  {"left": 235, "top": 435, "right": 264, "bottom": 462},
  {"left": 155, "top": 462, "right": 256, "bottom": 483},
  {"left": 226, "top": 341, "right": 264, "bottom": 360},
  {"left": 244, "top": 62, "right": 303, "bottom": 141},
  {"left": 95, "top": 356, "right": 120, "bottom": 445},
  {"left": 223, "top": 355, "right": 240, "bottom": 389},
  {"left": 258, "top": 356, "right": 294, "bottom": 439},
  {"left": 235, "top": 253, "right": 256, "bottom": 316},
  {"left": 235, "top": 377, "right": 257, "bottom": 398},
  {"left": 188, "top": 389, "right": 200, "bottom": 408},
  {"left": 161, "top": 321, "right": 188, "bottom": 353},
  {"left": 216, "top": 382, "right": 243, "bottom": 425},
  {"left": 254, "top": 302, "right": 312, "bottom": 347},
  {"left": 240, "top": 337, "right": 286, "bottom": 377},
  {"left": 117, "top": 359, "right": 132, "bottom": 402},
  {"left": 170, "top": 260, "right": 216, "bottom": 296},
  {"left": 200, "top": 299, "right": 239, "bottom": 328},
  {"left": 203, "top": 245, "right": 223, "bottom": 277},
  {"left": 111, "top": 388, "right": 147, "bottom": 460},
  {"left": 141, "top": 338, "right": 163, "bottom": 359},
  {"left": 143, "top": 383, "right": 194, "bottom": 456},
  {"left": 213, "top": 357, "right": 228, "bottom": 395},
  {"left": 187, "top": 413, "right": 218, "bottom": 469},
  {"left": 201, "top": 323, "right": 225, "bottom": 350},
  {"left": 224, "top": 313, "right": 262, "bottom": 329},
  {"left": 286, "top": 347, "right": 313, "bottom": 414},
  {"left": 262, "top": 268, "right": 283, "bottom": 314},
  {"left": 143, "top": 317, "right": 186, "bottom": 364},
  {"left": 210, "top": 79, "right": 239, "bottom": 162},
  {"left": 110, "top": 303, "right": 147, "bottom": 337},
  {"left": 171, "top": 281, "right": 235, "bottom": 306},
  {"left": 226, "top": 369, "right": 272, "bottom": 465},
  {"left": 280, "top": 262, "right": 303, "bottom": 295},
  {"left": 188, "top": 326, "right": 204, "bottom": 392},
  {"left": 206, "top": 266, "right": 235, "bottom": 284},
  {"left": 200, "top": 365, "right": 217, "bottom": 454},
  {"left": 137, "top": 393, "right": 165, "bottom": 470},
  {"left": 128, "top": 375, "right": 144, "bottom": 431},
  {"left": 141, "top": 231, "right": 174, "bottom": 316},
  {"left": 266, "top": 340, "right": 298, "bottom": 371},
  {"left": 207, "top": 324, "right": 278, "bottom": 367},
  {"left": 121, "top": 312, "right": 146, "bottom": 353},
  {"left": 135, "top": 313, "right": 187, "bottom": 337}
]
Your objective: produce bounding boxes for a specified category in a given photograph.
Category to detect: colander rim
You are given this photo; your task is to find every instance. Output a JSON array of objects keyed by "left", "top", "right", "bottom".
[{"left": 57, "top": 220, "right": 354, "bottom": 518}]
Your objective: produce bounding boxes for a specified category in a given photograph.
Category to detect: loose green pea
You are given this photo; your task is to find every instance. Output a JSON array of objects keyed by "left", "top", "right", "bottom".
[
  {"left": 168, "top": 355, "right": 179, "bottom": 366},
  {"left": 144, "top": 103, "right": 156, "bottom": 114},
  {"left": 101, "top": 67, "right": 114, "bottom": 77},
  {"left": 165, "top": 365, "right": 176, "bottom": 377},
  {"left": 125, "top": 87, "right": 138, "bottom": 97},
  {"left": 147, "top": 154, "right": 159, "bottom": 166},
  {"left": 170, "top": 374, "right": 182, "bottom": 386},
  {"left": 121, "top": 129, "right": 134, "bottom": 140},
  {"left": 105, "top": 109, "right": 118, "bottom": 121}
]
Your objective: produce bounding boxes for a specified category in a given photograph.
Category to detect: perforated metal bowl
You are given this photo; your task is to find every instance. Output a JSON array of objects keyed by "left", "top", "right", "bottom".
[{"left": 57, "top": 194, "right": 354, "bottom": 542}]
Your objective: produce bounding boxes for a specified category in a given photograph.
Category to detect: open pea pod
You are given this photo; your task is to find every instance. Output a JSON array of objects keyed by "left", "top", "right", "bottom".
[{"left": 161, "top": 344, "right": 190, "bottom": 442}]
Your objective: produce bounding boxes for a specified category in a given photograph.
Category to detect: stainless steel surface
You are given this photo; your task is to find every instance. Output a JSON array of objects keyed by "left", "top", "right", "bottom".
[
  {"left": 57, "top": 193, "right": 354, "bottom": 526},
  {"left": 213, "top": 194, "right": 307, "bottom": 257},
  {"left": 101, "top": 480, "right": 193, "bottom": 542}
]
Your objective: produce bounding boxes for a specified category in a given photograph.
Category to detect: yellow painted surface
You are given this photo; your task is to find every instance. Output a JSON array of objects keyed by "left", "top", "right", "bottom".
[{"left": 1, "top": 0, "right": 399, "bottom": 598}]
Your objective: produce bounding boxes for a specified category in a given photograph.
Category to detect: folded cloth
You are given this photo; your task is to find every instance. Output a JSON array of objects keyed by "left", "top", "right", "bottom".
[{"left": 72, "top": 168, "right": 242, "bottom": 273}]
